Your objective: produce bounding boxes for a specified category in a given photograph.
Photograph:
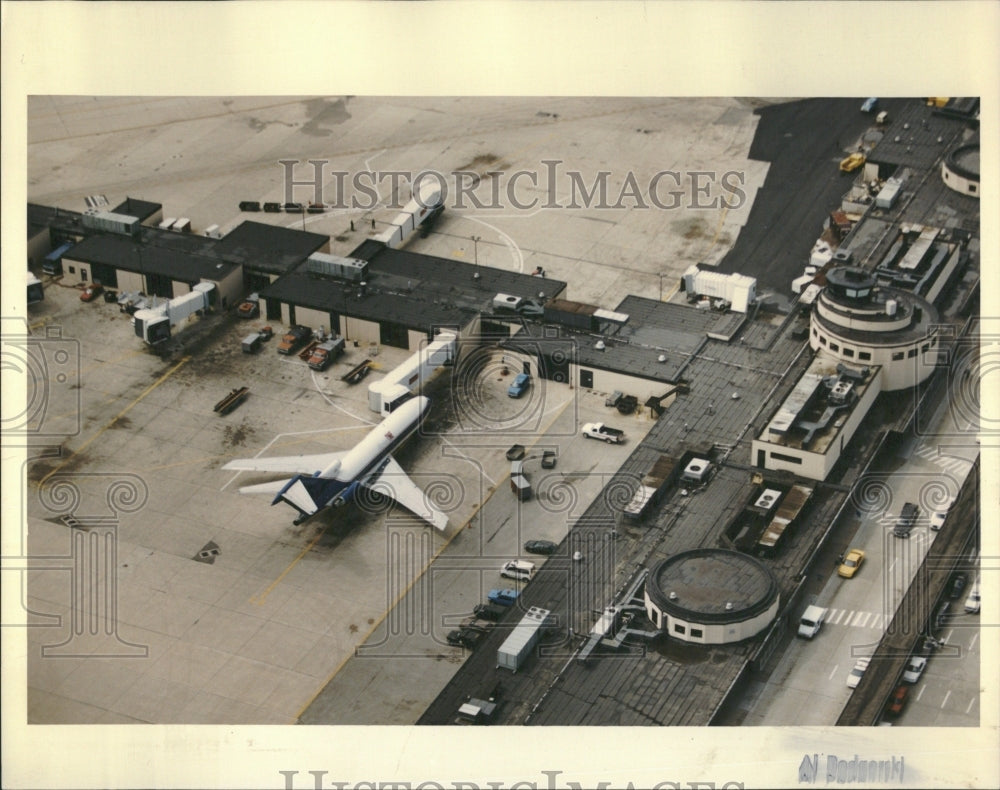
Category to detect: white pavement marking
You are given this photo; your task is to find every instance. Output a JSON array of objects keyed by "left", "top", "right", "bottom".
[
  {"left": 969, "top": 632, "right": 979, "bottom": 651},
  {"left": 941, "top": 689, "right": 952, "bottom": 709},
  {"left": 828, "top": 665, "right": 839, "bottom": 681},
  {"left": 916, "top": 685, "right": 927, "bottom": 701},
  {"left": 966, "top": 697, "right": 977, "bottom": 714},
  {"left": 311, "top": 369, "right": 378, "bottom": 424},
  {"left": 464, "top": 216, "right": 525, "bottom": 273}
]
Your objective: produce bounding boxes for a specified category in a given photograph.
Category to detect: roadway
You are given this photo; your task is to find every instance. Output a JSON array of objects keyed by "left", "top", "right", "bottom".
[{"left": 743, "top": 374, "right": 980, "bottom": 726}]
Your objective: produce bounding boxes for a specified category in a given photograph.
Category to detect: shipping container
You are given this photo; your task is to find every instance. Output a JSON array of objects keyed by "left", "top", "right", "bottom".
[{"left": 497, "top": 607, "right": 550, "bottom": 672}]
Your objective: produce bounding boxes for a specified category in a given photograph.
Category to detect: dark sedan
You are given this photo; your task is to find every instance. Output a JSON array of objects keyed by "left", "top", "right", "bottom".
[{"left": 524, "top": 540, "right": 558, "bottom": 556}]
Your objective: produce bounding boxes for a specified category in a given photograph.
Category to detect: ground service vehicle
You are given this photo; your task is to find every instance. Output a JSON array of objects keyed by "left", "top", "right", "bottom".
[
  {"left": 307, "top": 338, "right": 346, "bottom": 371},
  {"left": 840, "top": 152, "right": 866, "bottom": 173},
  {"left": 237, "top": 293, "right": 260, "bottom": 318},
  {"left": 277, "top": 325, "right": 311, "bottom": 355},
  {"left": 80, "top": 283, "right": 103, "bottom": 302},
  {"left": 582, "top": 423, "right": 626, "bottom": 443}
]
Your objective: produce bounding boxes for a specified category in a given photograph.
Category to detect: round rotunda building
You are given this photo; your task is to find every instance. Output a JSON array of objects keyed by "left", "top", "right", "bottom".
[{"left": 644, "top": 549, "right": 780, "bottom": 645}]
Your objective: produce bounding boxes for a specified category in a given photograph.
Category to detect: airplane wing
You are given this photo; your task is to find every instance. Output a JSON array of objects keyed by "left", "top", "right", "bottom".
[
  {"left": 361, "top": 455, "right": 449, "bottom": 531},
  {"left": 236, "top": 479, "right": 293, "bottom": 496},
  {"left": 222, "top": 451, "right": 345, "bottom": 476}
]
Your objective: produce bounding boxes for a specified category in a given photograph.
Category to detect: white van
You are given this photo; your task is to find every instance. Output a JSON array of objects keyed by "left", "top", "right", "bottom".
[
  {"left": 500, "top": 560, "right": 536, "bottom": 582},
  {"left": 797, "top": 605, "right": 828, "bottom": 638}
]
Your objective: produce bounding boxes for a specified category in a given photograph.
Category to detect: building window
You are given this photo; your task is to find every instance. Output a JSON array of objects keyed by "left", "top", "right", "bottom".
[
  {"left": 859, "top": 351, "right": 872, "bottom": 361},
  {"left": 970, "top": 184, "right": 977, "bottom": 193},
  {"left": 68, "top": 266, "right": 76, "bottom": 275},
  {"left": 829, "top": 342, "right": 840, "bottom": 352},
  {"left": 843, "top": 347, "right": 855, "bottom": 358},
  {"left": 907, "top": 348, "right": 918, "bottom": 358},
  {"left": 673, "top": 623, "right": 686, "bottom": 635},
  {"left": 921, "top": 343, "right": 929, "bottom": 353},
  {"left": 892, "top": 351, "right": 904, "bottom": 361},
  {"left": 819, "top": 336, "right": 827, "bottom": 345},
  {"left": 690, "top": 628, "right": 703, "bottom": 639},
  {"left": 812, "top": 327, "right": 818, "bottom": 337},
  {"left": 770, "top": 452, "right": 803, "bottom": 465}
]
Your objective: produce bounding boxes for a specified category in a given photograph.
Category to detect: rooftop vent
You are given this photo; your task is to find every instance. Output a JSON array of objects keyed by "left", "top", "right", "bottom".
[
  {"left": 754, "top": 489, "right": 782, "bottom": 510},
  {"left": 725, "top": 602, "right": 734, "bottom": 611},
  {"left": 658, "top": 354, "right": 667, "bottom": 363},
  {"left": 669, "top": 591, "right": 678, "bottom": 600},
  {"left": 595, "top": 340, "right": 606, "bottom": 351}
]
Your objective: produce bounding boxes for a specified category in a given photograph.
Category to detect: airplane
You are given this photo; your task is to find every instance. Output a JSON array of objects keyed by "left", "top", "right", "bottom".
[{"left": 222, "top": 395, "right": 448, "bottom": 530}]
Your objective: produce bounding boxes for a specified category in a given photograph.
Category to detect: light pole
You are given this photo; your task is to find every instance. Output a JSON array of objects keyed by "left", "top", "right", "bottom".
[{"left": 472, "top": 235, "right": 481, "bottom": 266}]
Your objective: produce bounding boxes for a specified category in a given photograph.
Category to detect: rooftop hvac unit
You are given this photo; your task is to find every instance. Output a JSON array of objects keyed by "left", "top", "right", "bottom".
[
  {"left": 886, "top": 298, "right": 898, "bottom": 316},
  {"left": 681, "top": 459, "right": 710, "bottom": 483},
  {"left": 754, "top": 489, "right": 782, "bottom": 511},
  {"left": 829, "top": 380, "right": 854, "bottom": 404}
]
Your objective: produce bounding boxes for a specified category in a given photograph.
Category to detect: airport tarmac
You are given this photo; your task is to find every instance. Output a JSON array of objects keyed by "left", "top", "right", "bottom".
[{"left": 22, "top": 96, "right": 766, "bottom": 724}]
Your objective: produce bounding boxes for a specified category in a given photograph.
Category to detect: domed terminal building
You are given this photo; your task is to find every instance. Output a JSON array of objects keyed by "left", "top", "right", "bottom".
[
  {"left": 644, "top": 549, "right": 780, "bottom": 645},
  {"left": 809, "top": 266, "right": 939, "bottom": 392}
]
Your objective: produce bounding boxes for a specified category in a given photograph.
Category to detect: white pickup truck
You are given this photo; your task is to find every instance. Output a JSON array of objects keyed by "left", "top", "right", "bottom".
[{"left": 582, "top": 422, "right": 626, "bottom": 444}]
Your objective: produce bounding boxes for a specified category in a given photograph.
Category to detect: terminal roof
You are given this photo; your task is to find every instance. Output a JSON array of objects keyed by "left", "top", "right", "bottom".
[
  {"left": 67, "top": 233, "right": 239, "bottom": 282},
  {"left": 214, "top": 220, "right": 329, "bottom": 275},
  {"left": 111, "top": 197, "right": 162, "bottom": 222}
]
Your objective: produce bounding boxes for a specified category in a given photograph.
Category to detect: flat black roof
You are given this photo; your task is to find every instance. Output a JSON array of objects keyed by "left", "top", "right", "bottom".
[
  {"left": 111, "top": 197, "right": 162, "bottom": 223},
  {"left": 866, "top": 101, "right": 969, "bottom": 173},
  {"left": 262, "top": 242, "right": 567, "bottom": 334},
  {"left": 214, "top": 220, "right": 329, "bottom": 275},
  {"left": 65, "top": 233, "right": 239, "bottom": 283},
  {"left": 503, "top": 297, "right": 745, "bottom": 386}
]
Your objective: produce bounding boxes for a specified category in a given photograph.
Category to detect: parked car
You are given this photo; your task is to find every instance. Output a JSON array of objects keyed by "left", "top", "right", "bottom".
[
  {"left": 540, "top": 450, "right": 557, "bottom": 469},
  {"left": 838, "top": 548, "right": 866, "bottom": 579},
  {"left": 487, "top": 588, "right": 520, "bottom": 607},
  {"left": 934, "top": 600, "right": 951, "bottom": 630},
  {"left": 948, "top": 572, "right": 968, "bottom": 599},
  {"left": 902, "top": 655, "right": 927, "bottom": 684},
  {"left": 80, "top": 283, "right": 103, "bottom": 302},
  {"left": 964, "top": 583, "right": 981, "bottom": 614},
  {"left": 500, "top": 560, "right": 536, "bottom": 582},
  {"left": 446, "top": 627, "right": 487, "bottom": 649},
  {"left": 885, "top": 685, "right": 910, "bottom": 718},
  {"left": 507, "top": 373, "right": 531, "bottom": 398},
  {"left": 929, "top": 510, "right": 947, "bottom": 531},
  {"left": 846, "top": 657, "right": 870, "bottom": 689},
  {"left": 524, "top": 539, "right": 558, "bottom": 556},
  {"left": 473, "top": 603, "right": 507, "bottom": 622}
]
